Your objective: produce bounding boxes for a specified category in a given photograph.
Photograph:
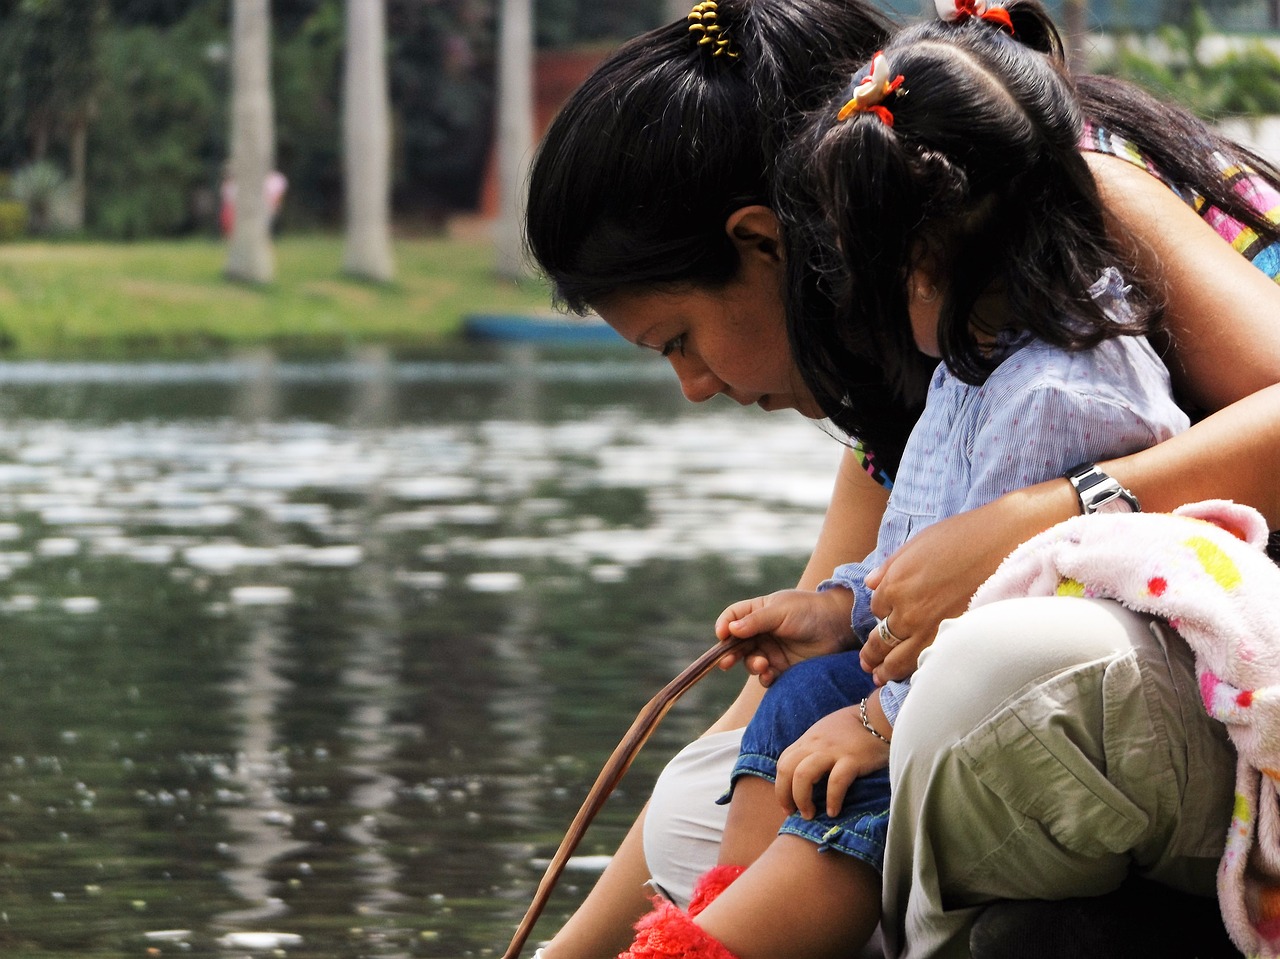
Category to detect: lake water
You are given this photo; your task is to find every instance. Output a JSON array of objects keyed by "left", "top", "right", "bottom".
[{"left": 0, "top": 350, "right": 843, "bottom": 958}]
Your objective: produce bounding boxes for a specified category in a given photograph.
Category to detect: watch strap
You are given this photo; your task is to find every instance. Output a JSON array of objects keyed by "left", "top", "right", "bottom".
[{"left": 1065, "top": 463, "right": 1141, "bottom": 515}]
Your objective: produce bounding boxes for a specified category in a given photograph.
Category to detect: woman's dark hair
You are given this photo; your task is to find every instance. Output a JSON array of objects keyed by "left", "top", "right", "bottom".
[
  {"left": 779, "top": 0, "right": 1157, "bottom": 450},
  {"left": 524, "top": 0, "right": 893, "bottom": 312}
]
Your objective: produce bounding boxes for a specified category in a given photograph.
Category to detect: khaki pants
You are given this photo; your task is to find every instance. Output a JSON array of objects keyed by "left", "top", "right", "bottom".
[{"left": 883, "top": 597, "right": 1235, "bottom": 959}]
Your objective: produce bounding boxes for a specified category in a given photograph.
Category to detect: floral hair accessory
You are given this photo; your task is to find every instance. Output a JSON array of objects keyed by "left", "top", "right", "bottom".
[
  {"left": 836, "top": 52, "right": 905, "bottom": 126},
  {"left": 688, "top": 1, "right": 739, "bottom": 58},
  {"left": 935, "top": 0, "right": 1015, "bottom": 33}
]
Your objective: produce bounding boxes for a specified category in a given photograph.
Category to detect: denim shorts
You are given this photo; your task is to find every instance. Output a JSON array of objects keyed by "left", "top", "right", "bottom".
[{"left": 718, "top": 652, "right": 891, "bottom": 871}]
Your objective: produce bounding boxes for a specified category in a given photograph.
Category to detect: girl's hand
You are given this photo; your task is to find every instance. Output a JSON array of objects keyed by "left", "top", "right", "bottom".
[
  {"left": 862, "top": 487, "right": 1063, "bottom": 684},
  {"left": 714, "top": 588, "right": 856, "bottom": 686},
  {"left": 775, "top": 703, "right": 889, "bottom": 819}
]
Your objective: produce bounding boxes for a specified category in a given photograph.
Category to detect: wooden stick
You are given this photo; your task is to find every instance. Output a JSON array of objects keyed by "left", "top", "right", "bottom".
[{"left": 501, "top": 636, "right": 751, "bottom": 959}]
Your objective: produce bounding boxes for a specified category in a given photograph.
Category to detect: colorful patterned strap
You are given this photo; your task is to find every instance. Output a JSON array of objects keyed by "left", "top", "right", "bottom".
[
  {"left": 1080, "top": 121, "right": 1280, "bottom": 282},
  {"left": 852, "top": 439, "right": 894, "bottom": 490}
]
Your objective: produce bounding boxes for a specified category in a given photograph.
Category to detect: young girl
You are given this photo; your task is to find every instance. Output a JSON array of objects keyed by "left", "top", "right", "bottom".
[{"left": 615, "top": 4, "right": 1205, "bottom": 959}]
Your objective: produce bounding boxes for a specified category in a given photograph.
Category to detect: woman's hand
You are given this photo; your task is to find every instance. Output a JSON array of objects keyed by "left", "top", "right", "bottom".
[{"left": 861, "top": 483, "right": 1075, "bottom": 684}]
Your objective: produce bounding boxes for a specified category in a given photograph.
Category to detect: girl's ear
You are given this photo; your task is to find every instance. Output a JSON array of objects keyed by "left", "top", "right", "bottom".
[{"left": 725, "top": 206, "right": 783, "bottom": 263}]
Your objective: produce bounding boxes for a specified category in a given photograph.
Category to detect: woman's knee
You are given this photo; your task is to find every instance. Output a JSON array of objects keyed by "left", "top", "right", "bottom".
[
  {"left": 898, "top": 597, "right": 1152, "bottom": 746},
  {"left": 644, "top": 729, "right": 742, "bottom": 907}
]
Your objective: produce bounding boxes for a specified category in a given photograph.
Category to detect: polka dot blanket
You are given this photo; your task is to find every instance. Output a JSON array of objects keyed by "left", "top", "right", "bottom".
[{"left": 970, "top": 500, "right": 1280, "bottom": 957}]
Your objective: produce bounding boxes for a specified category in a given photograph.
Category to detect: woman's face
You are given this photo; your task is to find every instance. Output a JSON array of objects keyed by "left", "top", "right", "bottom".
[
  {"left": 594, "top": 207, "right": 825, "bottom": 419},
  {"left": 595, "top": 259, "right": 825, "bottom": 419}
]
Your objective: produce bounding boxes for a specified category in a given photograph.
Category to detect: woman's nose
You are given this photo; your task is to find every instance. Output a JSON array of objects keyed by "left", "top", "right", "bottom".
[{"left": 670, "top": 355, "right": 725, "bottom": 404}]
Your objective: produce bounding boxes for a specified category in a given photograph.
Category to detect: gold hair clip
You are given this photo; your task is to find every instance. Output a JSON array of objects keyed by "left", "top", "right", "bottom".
[
  {"left": 836, "top": 52, "right": 905, "bottom": 126},
  {"left": 688, "top": 0, "right": 739, "bottom": 58}
]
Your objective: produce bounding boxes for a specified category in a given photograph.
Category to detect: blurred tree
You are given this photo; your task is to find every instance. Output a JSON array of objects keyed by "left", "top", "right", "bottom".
[
  {"left": 388, "top": 0, "right": 493, "bottom": 226},
  {"left": 0, "top": 0, "right": 665, "bottom": 239},
  {"left": 494, "top": 0, "right": 533, "bottom": 280},
  {"left": 225, "top": 0, "right": 276, "bottom": 283},
  {"left": 108, "top": 0, "right": 199, "bottom": 27},
  {"left": 533, "top": 0, "right": 666, "bottom": 47},
  {"left": 89, "top": 8, "right": 225, "bottom": 237},
  {"left": 342, "top": 0, "right": 395, "bottom": 281},
  {"left": 1100, "top": 4, "right": 1280, "bottom": 117},
  {"left": 0, "top": 0, "right": 108, "bottom": 229},
  {"left": 274, "top": 1, "right": 342, "bottom": 227}
]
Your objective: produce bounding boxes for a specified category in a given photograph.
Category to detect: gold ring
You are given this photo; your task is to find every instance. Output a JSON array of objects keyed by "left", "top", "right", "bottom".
[{"left": 877, "top": 617, "right": 904, "bottom": 648}]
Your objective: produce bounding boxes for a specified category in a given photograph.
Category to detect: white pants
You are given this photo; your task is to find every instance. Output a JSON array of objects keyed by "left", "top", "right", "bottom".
[{"left": 643, "top": 727, "right": 741, "bottom": 907}]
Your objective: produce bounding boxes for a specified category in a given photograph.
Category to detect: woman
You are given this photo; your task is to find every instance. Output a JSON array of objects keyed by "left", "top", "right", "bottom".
[{"left": 522, "top": 0, "right": 1280, "bottom": 955}]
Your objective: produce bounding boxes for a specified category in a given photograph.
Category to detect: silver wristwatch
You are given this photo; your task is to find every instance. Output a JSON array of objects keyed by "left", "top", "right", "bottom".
[{"left": 1065, "top": 462, "right": 1140, "bottom": 515}]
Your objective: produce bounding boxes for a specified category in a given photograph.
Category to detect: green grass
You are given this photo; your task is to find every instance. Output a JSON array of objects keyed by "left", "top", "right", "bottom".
[{"left": 0, "top": 233, "right": 556, "bottom": 359}]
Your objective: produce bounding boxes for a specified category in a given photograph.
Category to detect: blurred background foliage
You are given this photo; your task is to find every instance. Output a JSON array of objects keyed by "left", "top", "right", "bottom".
[
  {"left": 0, "top": 0, "right": 1273, "bottom": 244},
  {"left": 1098, "top": 5, "right": 1280, "bottom": 118},
  {"left": 0, "top": 0, "right": 668, "bottom": 242}
]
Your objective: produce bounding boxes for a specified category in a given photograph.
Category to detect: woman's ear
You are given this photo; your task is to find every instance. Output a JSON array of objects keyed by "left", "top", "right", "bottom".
[{"left": 725, "top": 206, "right": 783, "bottom": 263}]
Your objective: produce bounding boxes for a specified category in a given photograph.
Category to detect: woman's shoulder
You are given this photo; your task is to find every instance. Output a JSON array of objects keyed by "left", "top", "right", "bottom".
[
  {"left": 1080, "top": 121, "right": 1180, "bottom": 192},
  {"left": 1085, "top": 126, "right": 1280, "bottom": 283}
]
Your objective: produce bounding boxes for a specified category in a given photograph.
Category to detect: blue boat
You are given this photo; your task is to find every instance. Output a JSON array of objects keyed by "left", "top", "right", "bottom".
[{"left": 463, "top": 313, "right": 626, "bottom": 346}]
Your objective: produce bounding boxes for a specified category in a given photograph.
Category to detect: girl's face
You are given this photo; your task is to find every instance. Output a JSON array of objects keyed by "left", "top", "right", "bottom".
[
  {"left": 595, "top": 250, "right": 824, "bottom": 420},
  {"left": 907, "top": 271, "right": 943, "bottom": 358}
]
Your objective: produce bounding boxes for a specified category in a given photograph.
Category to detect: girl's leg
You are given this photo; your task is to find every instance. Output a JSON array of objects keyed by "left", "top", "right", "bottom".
[
  {"left": 697, "top": 835, "right": 881, "bottom": 959},
  {"left": 717, "top": 776, "right": 787, "bottom": 867},
  {"left": 622, "top": 654, "right": 885, "bottom": 959},
  {"left": 883, "top": 597, "right": 1235, "bottom": 959},
  {"left": 708, "top": 655, "right": 884, "bottom": 959}
]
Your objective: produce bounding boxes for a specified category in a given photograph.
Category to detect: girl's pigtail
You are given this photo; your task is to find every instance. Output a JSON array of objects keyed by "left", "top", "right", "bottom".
[{"left": 1001, "top": 0, "right": 1065, "bottom": 59}]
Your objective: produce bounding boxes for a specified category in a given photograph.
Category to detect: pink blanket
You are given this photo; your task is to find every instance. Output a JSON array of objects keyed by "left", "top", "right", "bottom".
[{"left": 970, "top": 500, "right": 1280, "bottom": 956}]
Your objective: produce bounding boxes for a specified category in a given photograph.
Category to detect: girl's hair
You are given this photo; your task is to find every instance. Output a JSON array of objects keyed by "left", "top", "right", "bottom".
[
  {"left": 780, "top": 0, "right": 1156, "bottom": 451},
  {"left": 524, "top": 0, "right": 894, "bottom": 312}
]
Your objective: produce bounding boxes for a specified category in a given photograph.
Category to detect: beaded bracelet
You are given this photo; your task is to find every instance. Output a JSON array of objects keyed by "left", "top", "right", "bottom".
[{"left": 859, "top": 696, "right": 891, "bottom": 745}]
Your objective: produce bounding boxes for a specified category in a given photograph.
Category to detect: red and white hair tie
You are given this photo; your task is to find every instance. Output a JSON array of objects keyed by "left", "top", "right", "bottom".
[
  {"left": 836, "top": 52, "right": 905, "bottom": 126},
  {"left": 935, "top": 0, "right": 1014, "bottom": 33}
]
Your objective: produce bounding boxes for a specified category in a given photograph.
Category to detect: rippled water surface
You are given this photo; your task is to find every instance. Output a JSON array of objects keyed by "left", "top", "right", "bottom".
[{"left": 0, "top": 352, "right": 842, "bottom": 958}]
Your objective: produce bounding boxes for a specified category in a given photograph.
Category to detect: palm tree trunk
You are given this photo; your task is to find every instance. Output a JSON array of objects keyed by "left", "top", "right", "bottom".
[
  {"left": 1062, "top": 0, "right": 1088, "bottom": 72},
  {"left": 494, "top": 0, "right": 534, "bottom": 281},
  {"left": 226, "top": 0, "right": 276, "bottom": 284},
  {"left": 342, "top": 0, "right": 395, "bottom": 282}
]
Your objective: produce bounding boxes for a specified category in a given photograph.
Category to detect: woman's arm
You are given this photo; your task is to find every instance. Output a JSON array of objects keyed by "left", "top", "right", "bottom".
[
  {"left": 541, "top": 812, "right": 655, "bottom": 959},
  {"left": 860, "top": 153, "right": 1280, "bottom": 683},
  {"left": 1103, "top": 383, "right": 1280, "bottom": 524},
  {"left": 863, "top": 385, "right": 1280, "bottom": 682}
]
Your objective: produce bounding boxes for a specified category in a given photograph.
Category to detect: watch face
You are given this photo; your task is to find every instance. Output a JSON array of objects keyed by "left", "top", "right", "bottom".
[
  {"left": 1093, "top": 494, "right": 1135, "bottom": 514},
  {"left": 1088, "top": 484, "right": 1139, "bottom": 514},
  {"left": 1069, "top": 466, "right": 1139, "bottom": 514}
]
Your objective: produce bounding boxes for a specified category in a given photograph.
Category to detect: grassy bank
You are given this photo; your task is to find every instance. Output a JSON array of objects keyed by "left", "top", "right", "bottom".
[{"left": 0, "top": 233, "right": 555, "bottom": 359}]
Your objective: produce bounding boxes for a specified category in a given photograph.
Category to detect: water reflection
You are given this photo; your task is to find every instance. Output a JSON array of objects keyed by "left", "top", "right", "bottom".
[{"left": 0, "top": 353, "right": 841, "bottom": 957}]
